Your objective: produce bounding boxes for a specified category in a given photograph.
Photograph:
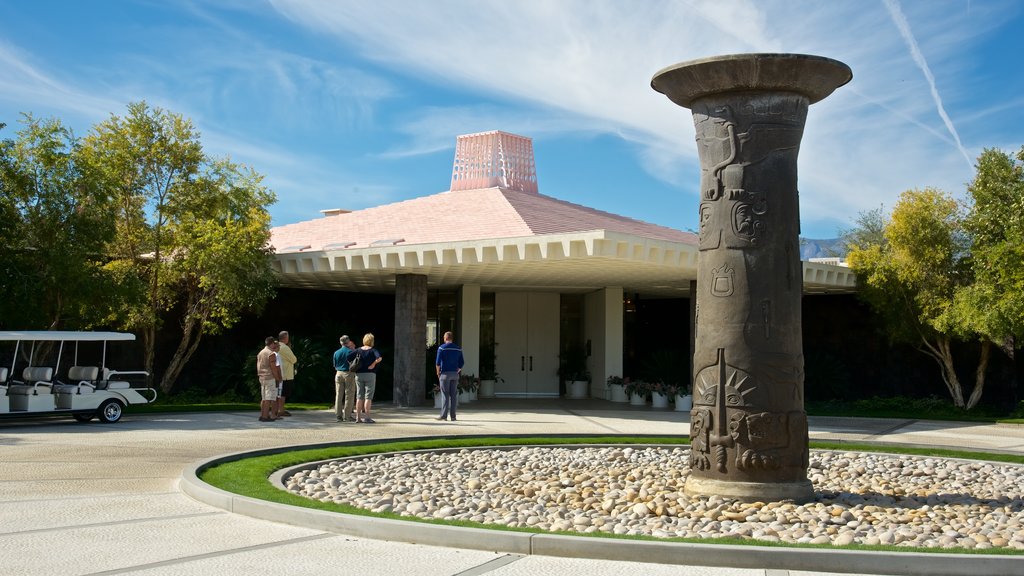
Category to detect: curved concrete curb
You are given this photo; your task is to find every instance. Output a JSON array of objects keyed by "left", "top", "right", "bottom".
[{"left": 179, "top": 436, "right": 1024, "bottom": 576}]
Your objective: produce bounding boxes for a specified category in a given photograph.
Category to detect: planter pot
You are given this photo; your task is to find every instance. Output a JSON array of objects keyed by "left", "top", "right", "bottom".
[
  {"left": 469, "top": 389, "right": 478, "bottom": 401},
  {"left": 434, "top": 395, "right": 443, "bottom": 409},
  {"left": 675, "top": 394, "right": 692, "bottom": 412},
  {"left": 651, "top": 393, "right": 669, "bottom": 408},
  {"left": 459, "top": 390, "right": 472, "bottom": 403},
  {"left": 568, "top": 380, "right": 588, "bottom": 399},
  {"left": 478, "top": 379, "right": 495, "bottom": 398},
  {"left": 629, "top": 392, "right": 647, "bottom": 406},
  {"left": 609, "top": 385, "right": 628, "bottom": 403}
]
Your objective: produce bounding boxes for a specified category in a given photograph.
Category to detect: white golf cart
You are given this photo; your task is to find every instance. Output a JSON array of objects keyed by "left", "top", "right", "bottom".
[{"left": 0, "top": 331, "right": 157, "bottom": 423}]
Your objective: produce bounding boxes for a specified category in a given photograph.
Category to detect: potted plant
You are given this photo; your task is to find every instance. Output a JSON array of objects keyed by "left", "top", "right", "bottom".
[
  {"left": 558, "top": 344, "right": 591, "bottom": 399},
  {"left": 431, "top": 383, "right": 443, "bottom": 409},
  {"left": 640, "top": 349, "right": 689, "bottom": 410},
  {"left": 650, "top": 381, "right": 673, "bottom": 408},
  {"left": 606, "top": 375, "right": 627, "bottom": 402},
  {"left": 458, "top": 373, "right": 478, "bottom": 403},
  {"left": 675, "top": 385, "right": 693, "bottom": 412},
  {"left": 624, "top": 379, "right": 649, "bottom": 406},
  {"left": 478, "top": 341, "right": 501, "bottom": 398}
]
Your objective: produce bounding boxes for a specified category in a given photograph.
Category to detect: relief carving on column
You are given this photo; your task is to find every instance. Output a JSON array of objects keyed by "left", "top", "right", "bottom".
[
  {"left": 693, "top": 97, "right": 808, "bottom": 253},
  {"left": 710, "top": 264, "right": 735, "bottom": 297}
]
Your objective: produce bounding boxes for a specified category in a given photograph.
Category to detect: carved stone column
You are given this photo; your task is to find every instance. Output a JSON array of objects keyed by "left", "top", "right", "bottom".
[{"left": 652, "top": 54, "right": 851, "bottom": 501}]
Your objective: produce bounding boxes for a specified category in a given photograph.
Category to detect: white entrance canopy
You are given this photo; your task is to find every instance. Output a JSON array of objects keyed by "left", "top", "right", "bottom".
[{"left": 273, "top": 229, "right": 856, "bottom": 296}]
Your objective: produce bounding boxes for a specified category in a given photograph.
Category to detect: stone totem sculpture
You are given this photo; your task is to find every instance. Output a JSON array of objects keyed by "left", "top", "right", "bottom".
[{"left": 651, "top": 54, "right": 851, "bottom": 501}]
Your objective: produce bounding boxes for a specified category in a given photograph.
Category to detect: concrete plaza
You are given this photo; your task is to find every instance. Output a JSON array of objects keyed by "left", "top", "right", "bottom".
[{"left": 2, "top": 399, "right": 1022, "bottom": 575}]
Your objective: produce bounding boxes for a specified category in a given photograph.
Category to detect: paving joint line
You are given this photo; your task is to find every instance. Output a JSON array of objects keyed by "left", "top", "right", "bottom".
[
  {"left": 82, "top": 532, "right": 337, "bottom": 575},
  {"left": 870, "top": 419, "right": 919, "bottom": 437},
  {"left": 0, "top": 490, "right": 180, "bottom": 504},
  {"left": 2, "top": 511, "right": 224, "bottom": 536},
  {"left": 561, "top": 407, "right": 622, "bottom": 433},
  {"left": 454, "top": 554, "right": 524, "bottom": 575}
]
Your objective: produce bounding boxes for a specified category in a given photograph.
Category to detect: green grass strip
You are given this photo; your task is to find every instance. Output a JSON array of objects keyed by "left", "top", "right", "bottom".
[{"left": 200, "top": 435, "right": 1024, "bottom": 556}]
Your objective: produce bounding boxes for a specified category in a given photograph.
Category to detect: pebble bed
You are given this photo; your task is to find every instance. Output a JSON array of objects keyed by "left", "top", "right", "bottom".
[{"left": 283, "top": 446, "right": 1024, "bottom": 550}]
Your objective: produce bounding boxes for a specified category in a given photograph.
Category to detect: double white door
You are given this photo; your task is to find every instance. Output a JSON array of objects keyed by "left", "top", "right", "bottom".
[{"left": 494, "top": 292, "right": 559, "bottom": 397}]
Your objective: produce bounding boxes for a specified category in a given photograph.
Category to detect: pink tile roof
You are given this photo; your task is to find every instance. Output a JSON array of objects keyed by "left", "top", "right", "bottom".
[{"left": 270, "top": 187, "right": 696, "bottom": 252}]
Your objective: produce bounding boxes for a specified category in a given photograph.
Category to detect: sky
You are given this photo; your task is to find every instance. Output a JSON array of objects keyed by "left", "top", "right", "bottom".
[{"left": 1, "top": 1, "right": 1022, "bottom": 239}]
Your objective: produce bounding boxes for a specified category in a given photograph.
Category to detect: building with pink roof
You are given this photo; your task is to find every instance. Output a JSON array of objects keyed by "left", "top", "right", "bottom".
[{"left": 270, "top": 131, "right": 854, "bottom": 405}]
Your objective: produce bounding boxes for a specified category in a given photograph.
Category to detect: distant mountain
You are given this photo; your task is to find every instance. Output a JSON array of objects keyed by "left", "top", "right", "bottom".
[{"left": 799, "top": 237, "right": 845, "bottom": 260}]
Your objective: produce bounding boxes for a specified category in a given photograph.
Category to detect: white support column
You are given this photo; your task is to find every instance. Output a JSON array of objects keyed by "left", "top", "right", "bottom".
[
  {"left": 584, "top": 287, "right": 624, "bottom": 399},
  {"left": 458, "top": 285, "right": 481, "bottom": 377}
]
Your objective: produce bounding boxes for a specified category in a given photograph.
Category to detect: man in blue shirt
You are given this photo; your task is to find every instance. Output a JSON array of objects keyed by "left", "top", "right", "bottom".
[
  {"left": 332, "top": 335, "right": 357, "bottom": 422},
  {"left": 435, "top": 331, "right": 464, "bottom": 421}
]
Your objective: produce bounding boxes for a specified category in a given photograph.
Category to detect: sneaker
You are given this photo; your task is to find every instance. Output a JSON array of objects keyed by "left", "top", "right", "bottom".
[
  {"left": 280, "top": 410, "right": 292, "bottom": 417},
  {"left": 435, "top": 417, "right": 446, "bottom": 421},
  {"left": 362, "top": 417, "right": 375, "bottom": 424},
  {"left": 258, "top": 416, "right": 273, "bottom": 422}
]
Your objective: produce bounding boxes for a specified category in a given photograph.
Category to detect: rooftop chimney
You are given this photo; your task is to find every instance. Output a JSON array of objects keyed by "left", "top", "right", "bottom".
[{"left": 450, "top": 131, "right": 538, "bottom": 194}]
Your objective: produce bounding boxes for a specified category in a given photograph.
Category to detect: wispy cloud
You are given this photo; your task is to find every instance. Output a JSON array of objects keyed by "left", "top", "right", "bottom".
[
  {"left": 3, "top": 0, "right": 1019, "bottom": 236},
  {"left": 269, "top": 0, "right": 1008, "bottom": 231},
  {"left": 0, "top": 41, "right": 122, "bottom": 125},
  {"left": 882, "top": 0, "right": 973, "bottom": 169}
]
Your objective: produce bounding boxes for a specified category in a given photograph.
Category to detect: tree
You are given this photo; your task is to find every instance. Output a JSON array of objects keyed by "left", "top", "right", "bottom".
[
  {"left": 846, "top": 187, "right": 990, "bottom": 409},
  {"left": 79, "top": 102, "right": 276, "bottom": 392},
  {"left": 157, "top": 159, "right": 277, "bottom": 390},
  {"left": 959, "top": 147, "right": 1024, "bottom": 357},
  {"left": 0, "top": 115, "right": 116, "bottom": 330}
]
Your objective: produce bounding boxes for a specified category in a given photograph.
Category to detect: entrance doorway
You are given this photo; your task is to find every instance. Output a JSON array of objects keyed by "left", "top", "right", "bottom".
[{"left": 494, "top": 292, "right": 559, "bottom": 397}]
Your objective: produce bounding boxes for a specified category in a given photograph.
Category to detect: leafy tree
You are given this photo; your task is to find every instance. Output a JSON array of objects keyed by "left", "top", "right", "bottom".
[
  {"left": 839, "top": 205, "right": 887, "bottom": 251},
  {"left": 158, "top": 159, "right": 277, "bottom": 390},
  {"left": 958, "top": 147, "right": 1024, "bottom": 360},
  {"left": 0, "top": 115, "right": 116, "bottom": 330},
  {"left": 846, "top": 188, "right": 990, "bottom": 409},
  {"left": 78, "top": 102, "right": 276, "bottom": 392}
]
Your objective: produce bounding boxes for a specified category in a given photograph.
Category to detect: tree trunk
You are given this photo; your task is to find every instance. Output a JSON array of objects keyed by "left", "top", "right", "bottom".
[
  {"left": 159, "top": 311, "right": 205, "bottom": 394},
  {"left": 920, "top": 335, "right": 965, "bottom": 408},
  {"left": 964, "top": 340, "right": 991, "bottom": 411},
  {"left": 142, "top": 325, "right": 156, "bottom": 387}
]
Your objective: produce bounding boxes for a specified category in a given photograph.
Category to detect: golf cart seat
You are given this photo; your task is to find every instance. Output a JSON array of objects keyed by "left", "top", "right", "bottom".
[
  {"left": 9, "top": 367, "right": 54, "bottom": 395},
  {"left": 9, "top": 367, "right": 55, "bottom": 411},
  {"left": 53, "top": 366, "right": 100, "bottom": 395}
]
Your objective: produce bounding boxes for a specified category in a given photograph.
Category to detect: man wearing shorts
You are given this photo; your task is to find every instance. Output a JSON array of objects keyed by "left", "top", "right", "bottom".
[{"left": 256, "top": 336, "right": 282, "bottom": 422}]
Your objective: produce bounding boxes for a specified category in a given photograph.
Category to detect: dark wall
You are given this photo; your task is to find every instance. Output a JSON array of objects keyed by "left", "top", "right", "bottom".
[
  {"left": 624, "top": 297, "right": 690, "bottom": 384},
  {"left": 168, "top": 288, "right": 395, "bottom": 402},
  {"left": 163, "top": 288, "right": 1018, "bottom": 410},
  {"left": 802, "top": 294, "right": 1018, "bottom": 410}
]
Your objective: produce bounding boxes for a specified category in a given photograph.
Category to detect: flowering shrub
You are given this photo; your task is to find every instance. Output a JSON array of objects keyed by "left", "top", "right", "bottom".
[
  {"left": 650, "top": 381, "right": 677, "bottom": 397},
  {"left": 624, "top": 379, "right": 649, "bottom": 397},
  {"left": 606, "top": 375, "right": 624, "bottom": 388}
]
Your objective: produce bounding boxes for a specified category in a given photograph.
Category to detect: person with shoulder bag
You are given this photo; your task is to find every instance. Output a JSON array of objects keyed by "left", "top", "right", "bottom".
[{"left": 353, "top": 333, "right": 382, "bottom": 423}]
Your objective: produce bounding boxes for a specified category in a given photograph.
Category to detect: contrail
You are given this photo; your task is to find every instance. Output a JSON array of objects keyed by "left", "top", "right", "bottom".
[{"left": 882, "top": 0, "right": 973, "bottom": 169}]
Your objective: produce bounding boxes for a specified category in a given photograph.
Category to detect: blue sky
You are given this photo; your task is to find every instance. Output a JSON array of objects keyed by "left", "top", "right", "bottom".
[{"left": 1, "top": 1, "right": 1021, "bottom": 239}]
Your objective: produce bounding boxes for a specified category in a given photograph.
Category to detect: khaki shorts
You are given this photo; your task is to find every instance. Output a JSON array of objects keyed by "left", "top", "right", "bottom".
[{"left": 260, "top": 378, "right": 279, "bottom": 401}]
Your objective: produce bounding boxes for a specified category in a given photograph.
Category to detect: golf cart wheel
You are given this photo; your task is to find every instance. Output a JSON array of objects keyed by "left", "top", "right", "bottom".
[
  {"left": 73, "top": 413, "right": 94, "bottom": 423},
  {"left": 98, "top": 399, "right": 124, "bottom": 423}
]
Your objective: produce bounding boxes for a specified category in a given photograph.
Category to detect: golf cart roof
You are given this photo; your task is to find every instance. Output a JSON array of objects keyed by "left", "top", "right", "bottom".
[{"left": 0, "top": 331, "right": 137, "bottom": 342}]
